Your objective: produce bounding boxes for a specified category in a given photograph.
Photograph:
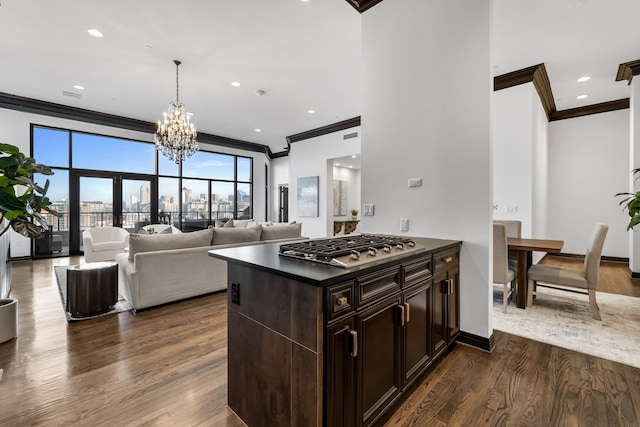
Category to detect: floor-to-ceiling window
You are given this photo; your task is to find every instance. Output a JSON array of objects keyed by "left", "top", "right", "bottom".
[{"left": 31, "top": 124, "right": 253, "bottom": 258}]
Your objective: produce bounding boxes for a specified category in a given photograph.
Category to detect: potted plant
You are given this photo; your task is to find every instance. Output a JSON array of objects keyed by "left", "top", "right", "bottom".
[
  {"left": 351, "top": 209, "right": 358, "bottom": 220},
  {"left": 616, "top": 168, "right": 640, "bottom": 230},
  {"left": 0, "top": 142, "right": 57, "bottom": 343}
]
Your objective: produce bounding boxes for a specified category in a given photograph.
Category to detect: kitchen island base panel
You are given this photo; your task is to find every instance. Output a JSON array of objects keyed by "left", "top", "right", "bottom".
[{"left": 227, "top": 264, "right": 322, "bottom": 427}]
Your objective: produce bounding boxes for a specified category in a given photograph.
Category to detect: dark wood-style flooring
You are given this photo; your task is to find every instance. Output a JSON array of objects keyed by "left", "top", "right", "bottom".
[{"left": 0, "top": 255, "right": 639, "bottom": 426}]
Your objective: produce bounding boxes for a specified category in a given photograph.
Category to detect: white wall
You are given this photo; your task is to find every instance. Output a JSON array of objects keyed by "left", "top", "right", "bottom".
[
  {"left": 362, "top": 0, "right": 492, "bottom": 338},
  {"left": 531, "top": 89, "right": 549, "bottom": 240},
  {"left": 548, "top": 110, "right": 629, "bottom": 257},
  {"left": 0, "top": 108, "right": 269, "bottom": 257},
  {"left": 629, "top": 79, "right": 640, "bottom": 271},
  {"left": 288, "top": 127, "right": 361, "bottom": 238},
  {"left": 492, "top": 84, "right": 536, "bottom": 236}
]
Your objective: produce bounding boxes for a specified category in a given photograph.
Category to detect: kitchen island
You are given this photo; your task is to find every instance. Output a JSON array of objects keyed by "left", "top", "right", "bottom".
[{"left": 208, "top": 236, "right": 461, "bottom": 427}]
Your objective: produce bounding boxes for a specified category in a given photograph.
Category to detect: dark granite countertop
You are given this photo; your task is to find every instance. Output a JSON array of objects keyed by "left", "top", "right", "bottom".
[{"left": 208, "top": 236, "right": 461, "bottom": 287}]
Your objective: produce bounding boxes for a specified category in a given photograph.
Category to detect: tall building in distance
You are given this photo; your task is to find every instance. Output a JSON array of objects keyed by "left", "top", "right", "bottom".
[{"left": 140, "top": 184, "right": 150, "bottom": 203}]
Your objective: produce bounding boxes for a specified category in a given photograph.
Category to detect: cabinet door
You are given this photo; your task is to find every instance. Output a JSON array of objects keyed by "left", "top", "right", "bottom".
[
  {"left": 325, "top": 317, "right": 356, "bottom": 427},
  {"left": 356, "top": 295, "right": 402, "bottom": 427},
  {"left": 402, "top": 281, "right": 432, "bottom": 388},
  {"left": 432, "top": 272, "right": 447, "bottom": 358},
  {"left": 447, "top": 264, "right": 460, "bottom": 343}
]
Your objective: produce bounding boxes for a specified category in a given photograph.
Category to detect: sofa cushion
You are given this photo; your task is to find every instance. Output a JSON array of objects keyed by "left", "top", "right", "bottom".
[
  {"left": 128, "top": 228, "right": 214, "bottom": 262},
  {"left": 212, "top": 225, "right": 262, "bottom": 245},
  {"left": 260, "top": 222, "right": 302, "bottom": 241}
]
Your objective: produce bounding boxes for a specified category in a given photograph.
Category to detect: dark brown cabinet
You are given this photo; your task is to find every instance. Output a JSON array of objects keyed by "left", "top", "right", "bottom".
[
  {"left": 356, "top": 294, "right": 403, "bottom": 427},
  {"left": 402, "top": 281, "right": 432, "bottom": 388},
  {"left": 325, "top": 246, "right": 460, "bottom": 427},
  {"left": 433, "top": 247, "right": 461, "bottom": 359},
  {"left": 325, "top": 317, "right": 357, "bottom": 427}
]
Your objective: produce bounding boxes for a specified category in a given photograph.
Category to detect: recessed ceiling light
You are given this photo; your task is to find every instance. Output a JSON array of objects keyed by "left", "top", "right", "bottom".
[
  {"left": 73, "top": 85, "right": 85, "bottom": 90},
  {"left": 307, "top": 109, "right": 316, "bottom": 114},
  {"left": 349, "top": 165, "right": 353, "bottom": 168},
  {"left": 576, "top": 94, "right": 588, "bottom": 100},
  {"left": 577, "top": 76, "right": 591, "bottom": 83},
  {"left": 231, "top": 81, "right": 241, "bottom": 87},
  {"left": 87, "top": 28, "right": 103, "bottom": 38},
  {"left": 301, "top": 0, "right": 311, "bottom": 2},
  {"left": 335, "top": 163, "right": 340, "bottom": 166},
  {"left": 351, "top": 155, "right": 357, "bottom": 158},
  {"left": 255, "top": 128, "right": 261, "bottom": 132}
]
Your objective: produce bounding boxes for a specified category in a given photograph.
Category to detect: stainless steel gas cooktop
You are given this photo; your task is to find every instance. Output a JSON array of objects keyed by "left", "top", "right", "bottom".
[{"left": 279, "top": 234, "right": 425, "bottom": 268}]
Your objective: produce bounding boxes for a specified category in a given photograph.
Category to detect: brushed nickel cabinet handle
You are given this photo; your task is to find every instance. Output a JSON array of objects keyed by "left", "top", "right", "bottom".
[
  {"left": 398, "top": 305, "right": 406, "bottom": 326},
  {"left": 336, "top": 296, "right": 348, "bottom": 306},
  {"left": 404, "top": 303, "right": 410, "bottom": 324},
  {"left": 349, "top": 330, "right": 358, "bottom": 358},
  {"left": 443, "top": 256, "right": 453, "bottom": 264}
]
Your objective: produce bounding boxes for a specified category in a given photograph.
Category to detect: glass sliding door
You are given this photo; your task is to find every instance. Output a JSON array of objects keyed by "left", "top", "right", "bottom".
[
  {"left": 70, "top": 172, "right": 156, "bottom": 254},
  {"left": 78, "top": 176, "right": 114, "bottom": 252}
]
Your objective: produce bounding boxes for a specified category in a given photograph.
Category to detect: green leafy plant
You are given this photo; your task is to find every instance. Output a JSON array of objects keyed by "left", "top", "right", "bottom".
[
  {"left": 350, "top": 209, "right": 358, "bottom": 217},
  {"left": 0, "top": 143, "right": 57, "bottom": 238}
]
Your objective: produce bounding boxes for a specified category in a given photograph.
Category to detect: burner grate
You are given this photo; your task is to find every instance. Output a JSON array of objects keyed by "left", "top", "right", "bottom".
[{"left": 280, "top": 234, "right": 416, "bottom": 262}]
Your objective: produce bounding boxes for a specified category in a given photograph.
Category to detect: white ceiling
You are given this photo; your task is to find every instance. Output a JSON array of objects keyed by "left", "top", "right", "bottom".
[{"left": 1, "top": 0, "right": 638, "bottom": 155}]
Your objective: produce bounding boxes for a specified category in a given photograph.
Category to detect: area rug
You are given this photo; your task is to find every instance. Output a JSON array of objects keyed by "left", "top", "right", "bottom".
[
  {"left": 54, "top": 265, "right": 132, "bottom": 322},
  {"left": 493, "top": 286, "right": 640, "bottom": 369}
]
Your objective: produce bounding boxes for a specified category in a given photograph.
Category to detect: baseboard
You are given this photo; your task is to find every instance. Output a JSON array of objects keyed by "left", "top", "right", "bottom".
[
  {"left": 629, "top": 268, "right": 640, "bottom": 279},
  {"left": 456, "top": 331, "right": 495, "bottom": 353},
  {"left": 10, "top": 256, "right": 31, "bottom": 262}
]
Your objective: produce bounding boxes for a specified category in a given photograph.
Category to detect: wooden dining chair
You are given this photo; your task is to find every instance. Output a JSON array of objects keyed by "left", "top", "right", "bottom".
[
  {"left": 493, "top": 223, "right": 516, "bottom": 313},
  {"left": 527, "top": 223, "right": 608, "bottom": 320}
]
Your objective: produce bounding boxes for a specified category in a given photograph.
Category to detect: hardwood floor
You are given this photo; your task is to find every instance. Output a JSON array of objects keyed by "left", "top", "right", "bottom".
[{"left": 1, "top": 256, "right": 639, "bottom": 426}]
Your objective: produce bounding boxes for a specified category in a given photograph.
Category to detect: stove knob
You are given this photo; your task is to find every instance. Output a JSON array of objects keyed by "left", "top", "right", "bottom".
[
  {"left": 383, "top": 244, "right": 392, "bottom": 253},
  {"left": 367, "top": 247, "right": 378, "bottom": 257},
  {"left": 396, "top": 242, "right": 405, "bottom": 250},
  {"left": 350, "top": 250, "right": 361, "bottom": 260}
]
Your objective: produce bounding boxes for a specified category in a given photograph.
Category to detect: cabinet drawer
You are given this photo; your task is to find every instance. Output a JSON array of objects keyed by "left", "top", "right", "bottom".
[
  {"left": 326, "top": 281, "right": 355, "bottom": 322},
  {"left": 434, "top": 247, "right": 459, "bottom": 273},
  {"left": 356, "top": 266, "right": 401, "bottom": 309},
  {"left": 402, "top": 257, "right": 432, "bottom": 288}
]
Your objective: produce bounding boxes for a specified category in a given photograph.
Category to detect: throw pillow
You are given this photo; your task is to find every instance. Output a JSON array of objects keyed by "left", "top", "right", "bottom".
[
  {"left": 260, "top": 222, "right": 302, "bottom": 241},
  {"left": 128, "top": 228, "right": 214, "bottom": 262},
  {"left": 215, "top": 218, "right": 231, "bottom": 228},
  {"left": 212, "top": 225, "right": 262, "bottom": 245},
  {"left": 159, "top": 227, "right": 173, "bottom": 234},
  {"left": 138, "top": 228, "right": 149, "bottom": 235},
  {"left": 223, "top": 219, "right": 235, "bottom": 228}
]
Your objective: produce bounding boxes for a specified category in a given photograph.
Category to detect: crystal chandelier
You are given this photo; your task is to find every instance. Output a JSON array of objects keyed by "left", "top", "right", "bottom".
[{"left": 154, "top": 60, "right": 199, "bottom": 164}]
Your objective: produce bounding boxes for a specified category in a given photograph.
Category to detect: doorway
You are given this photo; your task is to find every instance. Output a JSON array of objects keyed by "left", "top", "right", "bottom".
[
  {"left": 68, "top": 171, "right": 156, "bottom": 254},
  {"left": 279, "top": 184, "right": 289, "bottom": 223}
]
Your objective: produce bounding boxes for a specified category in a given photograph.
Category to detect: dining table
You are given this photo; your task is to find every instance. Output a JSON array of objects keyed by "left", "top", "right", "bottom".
[{"left": 507, "top": 237, "right": 564, "bottom": 309}]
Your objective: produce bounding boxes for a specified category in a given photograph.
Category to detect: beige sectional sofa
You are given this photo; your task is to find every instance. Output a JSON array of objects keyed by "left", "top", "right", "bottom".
[{"left": 115, "top": 223, "right": 305, "bottom": 311}]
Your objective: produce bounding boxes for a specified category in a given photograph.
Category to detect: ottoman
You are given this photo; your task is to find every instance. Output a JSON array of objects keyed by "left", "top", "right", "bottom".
[{"left": 67, "top": 261, "right": 118, "bottom": 317}]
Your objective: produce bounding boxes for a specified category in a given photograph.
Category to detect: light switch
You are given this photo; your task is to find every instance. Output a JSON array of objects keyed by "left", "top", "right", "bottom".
[
  {"left": 364, "top": 204, "right": 375, "bottom": 216},
  {"left": 400, "top": 218, "right": 409, "bottom": 232}
]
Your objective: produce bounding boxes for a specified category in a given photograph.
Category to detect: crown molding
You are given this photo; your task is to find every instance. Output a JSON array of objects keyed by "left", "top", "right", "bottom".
[
  {"left": 0, "top": 91, "right": 271, "bottom": 156},
  {"left": 494, "top": 64, "right": 556, "bottom": 119},
  {"left": 344, "top": 0, "right": 385, "bottom": 13},
  {"left": 549, "top": 98, "right": 630, "bottom": 122},
  {"left": 616, "top": 59, "right": 640, "bottom": 85},
  {"left": 287, "top": 117, "right": 361, "bottom": 145}
]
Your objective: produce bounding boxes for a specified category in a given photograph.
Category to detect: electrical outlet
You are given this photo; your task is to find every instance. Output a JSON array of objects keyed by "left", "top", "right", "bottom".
[
  {"left": 400, "top": 218, "right": 409, "bottom": 232},
  {"left": 506, "top": 205, "right": 519, "bottom": 213},
  {"left": 231, "top": 282, "right": 240, "bottom": 305},
  {"left": 408, "top": 178, "right": 422, "bottom": 188},
  {"left": 364, "top": 204, "right": 374, "bottom": 216}
]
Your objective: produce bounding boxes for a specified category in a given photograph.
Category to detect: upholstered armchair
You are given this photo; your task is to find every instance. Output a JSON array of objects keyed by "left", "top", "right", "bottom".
[{"left": 82, "top": 226, "right": 130, "bottom": 263}]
